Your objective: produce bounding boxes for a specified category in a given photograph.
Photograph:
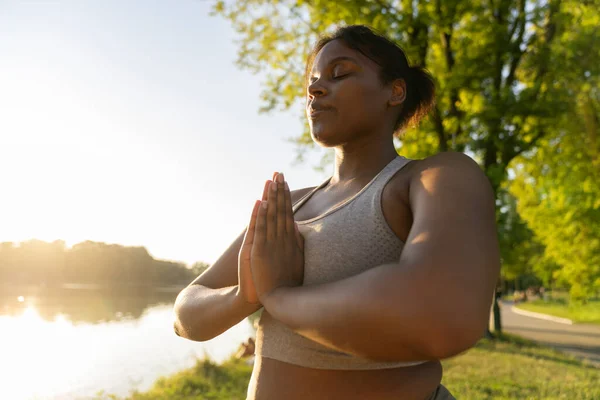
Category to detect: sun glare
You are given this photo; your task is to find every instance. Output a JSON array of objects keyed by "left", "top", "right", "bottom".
[{"left": 0, "top": 306, "right": 85, "bottom": 399}]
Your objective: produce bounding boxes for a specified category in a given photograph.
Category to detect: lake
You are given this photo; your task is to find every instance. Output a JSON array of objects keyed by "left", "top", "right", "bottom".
[{"left": 0, "top": 284, "right": 255, "bottom": 400}]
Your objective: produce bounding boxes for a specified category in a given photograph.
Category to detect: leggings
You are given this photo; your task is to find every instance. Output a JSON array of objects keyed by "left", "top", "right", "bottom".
[{"left": 426, "top": 384, "right": 456, "bottom": 400}]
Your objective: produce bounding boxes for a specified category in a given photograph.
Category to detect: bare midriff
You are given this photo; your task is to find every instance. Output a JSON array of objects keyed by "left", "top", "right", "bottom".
[{"left": 247, "top": 356, "right": 443, "bottom": 400}]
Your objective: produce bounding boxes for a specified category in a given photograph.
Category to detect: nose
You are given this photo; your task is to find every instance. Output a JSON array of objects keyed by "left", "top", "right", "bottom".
[{"left": 307, "top": 79, "right": 327, "bottom": 99}]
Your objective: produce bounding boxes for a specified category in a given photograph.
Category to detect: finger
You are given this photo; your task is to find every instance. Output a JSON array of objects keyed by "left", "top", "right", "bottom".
[
  {"left": 242, "top": 200, "right": 261, "bottom": 251},
  {"left": 265, "top": 171, "right": 277, "bottom": 202},
  {"left": 284, "top": 180, "right": 294, "bottom": 236},
  {"left": 262, "top": 179, "right": 271, "bottom": 201},
  {"left": 254, "top": 199, "right": 268, "bottom": 246},
  {"left": 266, "top": 179, "right": 278, "bottom": 241},
  {"left": 276, "top": 173, "right": 286, "bottom": 237}
]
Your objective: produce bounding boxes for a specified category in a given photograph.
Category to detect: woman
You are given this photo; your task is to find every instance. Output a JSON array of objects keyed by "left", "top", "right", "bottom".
[{"left": 174, "top": 25, "right": 500, "bottom": 399}]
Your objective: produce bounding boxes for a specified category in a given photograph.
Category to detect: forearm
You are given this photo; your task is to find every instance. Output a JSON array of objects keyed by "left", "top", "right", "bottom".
[
  {"left": 265, "top": 262, "right": 486, "bottom": 362},
  {"left": 174, "top": 284, "right": 262, "bottom": 342}
]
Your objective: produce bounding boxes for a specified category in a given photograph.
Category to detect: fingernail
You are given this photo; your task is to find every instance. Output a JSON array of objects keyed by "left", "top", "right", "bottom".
[
  {"left": 277, "top": 173, "right": 284, "bottom": 183},
  {"left": 261, "top": 200, "right": 268, "bottom": 209}
]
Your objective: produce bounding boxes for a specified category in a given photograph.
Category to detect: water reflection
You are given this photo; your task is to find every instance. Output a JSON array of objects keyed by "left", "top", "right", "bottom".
[
  {"left": 0, "top": 285, "right": 255, "bottom": 400},
  {"left": 0, "top": 284, "right": 181, "bottom": 323}
]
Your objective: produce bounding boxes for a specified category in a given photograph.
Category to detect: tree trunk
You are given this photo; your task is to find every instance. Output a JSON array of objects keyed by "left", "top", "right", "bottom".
[
  {"left": 484, "top": 137, "right": 503, "bottom": 337},
  {"left": 493, "top": 291, "right": 502, "bottom": 333}
]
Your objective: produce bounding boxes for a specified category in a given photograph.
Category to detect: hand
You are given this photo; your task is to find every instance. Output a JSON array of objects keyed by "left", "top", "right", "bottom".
[
  {"left": 237, "top": 172, "right": 279, "bottom": 305},
  {"left": 250, "top": 172, "right": 305, "bottom": 305}
]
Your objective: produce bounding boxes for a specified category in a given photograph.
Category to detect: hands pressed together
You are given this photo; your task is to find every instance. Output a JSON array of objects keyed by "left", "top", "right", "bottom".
[{"left": 237, "top": 172, "right": 305, "bottom": 309}]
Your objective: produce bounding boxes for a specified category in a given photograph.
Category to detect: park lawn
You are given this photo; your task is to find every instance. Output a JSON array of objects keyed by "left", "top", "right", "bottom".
[
  {"left": 515, "top": 298, "right": 600, "bottom": 324},
  {"left": 441, "top": 334, "right": 599, "bottom": 399},
  {"left": 92, "top": 333, "right": 599, "bottom": 400}
]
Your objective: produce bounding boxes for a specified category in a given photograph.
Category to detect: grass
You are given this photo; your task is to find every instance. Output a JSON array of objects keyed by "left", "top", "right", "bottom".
[
  {"left": 441, "top": 333, "right": 599, "bottom": 399},
  {"left": 515, "top": 297, "right": 600, "bottom": 324},
  {"left": 502, "top": 293, "right": 516, "bottom": 301},
  {"left": 91, "top": 333, "right": 599, "bottom": 400},
  {"left": 91, "top": 357, "right": 253, "bottom": 400}
]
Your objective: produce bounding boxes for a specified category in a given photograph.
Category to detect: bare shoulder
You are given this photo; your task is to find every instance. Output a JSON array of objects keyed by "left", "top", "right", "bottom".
[
  {"left": 407, "top": 151, "right": 493, "bottom": 200},
  {"left": 408, "top": 151, "right": 484, "bottom": 176}
]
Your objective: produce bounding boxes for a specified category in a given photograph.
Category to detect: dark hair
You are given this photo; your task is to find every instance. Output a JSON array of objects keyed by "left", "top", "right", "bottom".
[{"left": 305, "top": 25, "right": 436, "bottom": 133}]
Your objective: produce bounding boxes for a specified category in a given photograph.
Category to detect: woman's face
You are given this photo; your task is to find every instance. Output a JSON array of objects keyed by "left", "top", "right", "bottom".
[{"left": 306, "top": 39, "right": 394, "bottom": 147}]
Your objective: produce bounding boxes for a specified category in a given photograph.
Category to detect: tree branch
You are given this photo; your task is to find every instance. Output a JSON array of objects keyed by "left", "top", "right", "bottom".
[
  {"left": 505, "top": 0, "right": 527, "bottom": 88},
  {"left": 528, "top": 0, "right": 561, "bottom": 102},
  {"left": 433, "top": 106, "right": 448, "bottom": 151}
]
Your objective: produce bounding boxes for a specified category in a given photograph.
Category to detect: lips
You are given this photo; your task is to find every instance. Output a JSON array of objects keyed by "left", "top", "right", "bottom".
[
  {"left": 308, "top": 103, "right": 334, "bottom": 118},
  {"left": 309, "top": 109, "right": 331, "bottom": 118}
]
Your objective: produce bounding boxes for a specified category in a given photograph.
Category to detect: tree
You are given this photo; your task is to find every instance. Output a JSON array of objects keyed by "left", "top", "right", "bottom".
[
  {"left": 190, "top": 261, "right": 210, "bottom": 277},
  {"left": 496, "top": 189, "right": 548, "bottom": 287},
  {"left": 509, "top": 88, "right": 600, "bottom": 302},
  {"left": 212, "top": 0, "right": 600, "bottom": 330},
  {"left": 0, "top": 239, "right": 202, "bottom": 287}
]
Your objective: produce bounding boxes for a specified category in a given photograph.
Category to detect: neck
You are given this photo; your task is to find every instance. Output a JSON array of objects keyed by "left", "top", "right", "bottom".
[{"left": 329, "top": 134, "right": 399, "bottom": 187}]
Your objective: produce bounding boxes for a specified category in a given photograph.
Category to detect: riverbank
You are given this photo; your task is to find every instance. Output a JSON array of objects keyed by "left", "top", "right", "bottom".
[{"left": 92, "top": 334, "right": 599, "bottom": 400}]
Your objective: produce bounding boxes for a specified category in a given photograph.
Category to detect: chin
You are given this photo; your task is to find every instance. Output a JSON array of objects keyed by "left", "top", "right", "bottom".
[
  {"left": 310, "top": 124, "right": 343, "bottom": 147},
  {"left": 311, "top": 130, "right": 340, "bottom": 148}
]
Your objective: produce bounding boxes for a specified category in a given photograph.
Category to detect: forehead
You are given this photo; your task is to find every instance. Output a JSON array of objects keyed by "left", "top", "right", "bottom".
[{"left": 310, "top": 39, "right": 378, "bottom": 74}]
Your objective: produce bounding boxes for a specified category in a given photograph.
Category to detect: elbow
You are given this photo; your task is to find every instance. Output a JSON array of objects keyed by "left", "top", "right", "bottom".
[
  {"left": 173, "top": 304, "right": 214, "bottom": 342},
  {"left": 421, "top": 295, "right": 492, "bottom": 360},
  {"left": 172, "top": 289, "right": 213, "bottom": 342},
  {"left": 173, "top": 316, "right": 212, "bottom": 342},
  {"left": 425, "top": 315, "right": 487, "bottom": 360}
]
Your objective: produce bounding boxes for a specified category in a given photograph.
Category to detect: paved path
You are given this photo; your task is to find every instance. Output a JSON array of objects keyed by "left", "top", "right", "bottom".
[{"left": 498, "top": 300, "right": 600, "bottom": 367}]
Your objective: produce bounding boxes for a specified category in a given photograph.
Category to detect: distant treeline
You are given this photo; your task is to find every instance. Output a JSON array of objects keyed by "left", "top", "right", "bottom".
[{"left": 0, "top": 239, "right": 209, "bottom": 287}]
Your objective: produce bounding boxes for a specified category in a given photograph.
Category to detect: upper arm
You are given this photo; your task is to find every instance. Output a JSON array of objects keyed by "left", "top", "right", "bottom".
[
  {"left": 189, "top": 186, "right": 317, "bottom": 289},
  {"left": 399, "top": 152, "right": 500, "bottom": 344}
]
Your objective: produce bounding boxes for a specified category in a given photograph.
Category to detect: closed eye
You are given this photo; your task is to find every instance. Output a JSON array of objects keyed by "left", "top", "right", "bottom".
[{"left": 332, "top": 73, "right": 349, "bottom": 80}]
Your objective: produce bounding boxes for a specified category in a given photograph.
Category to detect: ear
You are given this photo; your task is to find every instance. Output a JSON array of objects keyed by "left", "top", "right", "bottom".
[{"left": 388, "top": 78, "right": 406, "bottom": 107}]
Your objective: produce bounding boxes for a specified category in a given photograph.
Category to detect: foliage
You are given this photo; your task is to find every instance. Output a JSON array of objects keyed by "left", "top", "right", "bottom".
[
  {"left": 191, "top": 261, "right": 210, "bottom": 277},
  {"left": 496, "top": 189, "right": 546, "bottom": 282},
  {"left": 0, "top": 239, "right": 207, "bottom": 287},
  {"left": 212, "top": 0, "right": 600, "bottom": 301},
  {"left": 92, "top": 357, "right": 253, "bottom": 400},
  {"left": 508, "top": 82, "right": 600, "bottom": 301},
  {"left": 212, "top": 0, "right": 597, "bottom": 180}
]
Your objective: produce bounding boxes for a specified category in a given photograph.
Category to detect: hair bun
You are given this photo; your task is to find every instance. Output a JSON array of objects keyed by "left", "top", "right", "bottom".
[{"left": 403, "top": 65, "right": 436, "bottom": 129}]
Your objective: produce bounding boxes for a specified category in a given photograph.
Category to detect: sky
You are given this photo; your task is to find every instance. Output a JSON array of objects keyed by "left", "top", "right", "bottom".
[{"left": 0, "top": 0, "right": 331, "bottom": 265}]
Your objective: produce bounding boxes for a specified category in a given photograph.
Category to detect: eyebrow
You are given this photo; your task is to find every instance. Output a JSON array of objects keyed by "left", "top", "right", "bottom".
[{"left": 324, "top": 56, "right": 359, "bottom": 65}]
